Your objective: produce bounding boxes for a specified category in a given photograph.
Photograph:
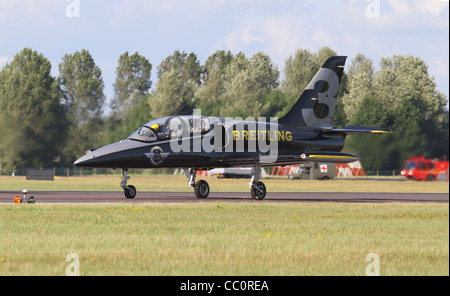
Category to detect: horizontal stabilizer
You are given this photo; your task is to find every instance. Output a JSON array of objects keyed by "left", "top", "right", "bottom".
[
  {"left": 300, "top": 151, "right": 361, "bottom": 163},
  {"left": 319, "top": 125, "right": 391, "bottom": 135}
]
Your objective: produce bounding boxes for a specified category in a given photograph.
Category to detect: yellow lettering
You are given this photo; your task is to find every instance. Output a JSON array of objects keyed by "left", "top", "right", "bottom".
[
  {"left": 249, "top": 130, "right": 256, "bottom": 141},
  {"left": 278, "top": 131, "right": 285, "bottom": 141},
  {"left": 243, "top": 130, "right": 248, "bottom": 141},
  {"left": 286, "top": 132, "right": 293, "bottom": 141},
  {"left": 233, "top": 131, "right": 240, "bottom": 141}
]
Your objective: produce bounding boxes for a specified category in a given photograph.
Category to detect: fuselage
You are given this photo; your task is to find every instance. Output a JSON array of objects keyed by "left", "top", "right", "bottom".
[{"left": 74, "top": 115, "right": 345, "bottom": 170}]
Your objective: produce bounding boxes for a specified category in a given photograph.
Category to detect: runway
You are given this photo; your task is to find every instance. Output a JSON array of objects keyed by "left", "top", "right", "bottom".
[{"left": 0, "top": 191, "right": 448, "bottom": 204}]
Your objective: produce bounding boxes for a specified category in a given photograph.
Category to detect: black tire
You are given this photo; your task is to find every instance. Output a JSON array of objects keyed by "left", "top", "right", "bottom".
[
  {"left": 124, "top": 185, "right": 137, "bottom": 199},
  {"left": 425, "top": 175, "right": 435, "bottom": 182},
  {"left": 251, "top": 181, "right": 266, "bottom": 200},
  {"left": 194, "top": 180, "right": 210, "bottom": 199}
]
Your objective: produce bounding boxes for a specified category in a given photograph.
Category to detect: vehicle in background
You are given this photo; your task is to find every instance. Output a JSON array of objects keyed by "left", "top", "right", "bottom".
[
  {"left": 400, "top": 156, "right": 449, "bottom": 181},
  {"left": 209, "top": 167, "right": 256, "bottom": 179},
  {"left": 288, "top": 163, "right": 337, "bottom": 180}
]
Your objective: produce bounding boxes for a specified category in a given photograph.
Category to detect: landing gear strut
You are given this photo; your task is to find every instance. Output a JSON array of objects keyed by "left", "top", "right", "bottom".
[
  {"left": 121, "top": 169, "right": 137, "bottom": 199},
  {"left": 250, "top": 164, "right": 266, "bottom": 200},
  {"left": 184, "top": 168, "right": 210, "bottom": 199}
]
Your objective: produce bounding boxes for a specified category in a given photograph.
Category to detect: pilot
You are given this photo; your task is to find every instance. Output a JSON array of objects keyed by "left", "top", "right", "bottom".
[
  {"left": 151, "top": 124, "right": 159, "bottom": 131},
  {"left": 151, "top": 123, "right": 168, "bottom": 138}
]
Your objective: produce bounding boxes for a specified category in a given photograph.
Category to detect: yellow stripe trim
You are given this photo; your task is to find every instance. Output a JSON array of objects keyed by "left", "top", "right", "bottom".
[
  {"left": 308, "top": 155, "right": 358, "bottom": 159},
  {"left": 371, "top": 131, "right": 390, "bottom": 134}
]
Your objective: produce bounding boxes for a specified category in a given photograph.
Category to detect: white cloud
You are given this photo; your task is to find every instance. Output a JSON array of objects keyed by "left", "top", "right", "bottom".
[
  {"left": 345, "top": 0, "right": 448, "bottom": 32},
  {"left": 212, "top": 0, "right": 448, "bottom": 99},
  {"left": 0, "top": 0, "right": 447, "bottom": 101},
  {"left": 397, "top": 0, "right": 449, "bottom": 16},
  {"left": 215, "top": 17, "right": 317, "bottom": 67},
  {"left": 423, "top": 0, "right": 449, "bottom": 16},
  {"left": 388, "top": 0, "right": 409, "bottom": 15}
]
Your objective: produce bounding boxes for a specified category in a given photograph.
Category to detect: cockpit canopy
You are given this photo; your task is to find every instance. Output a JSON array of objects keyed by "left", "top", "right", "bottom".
[{"left": 128, "top": 116, "right": 214, "bottom": 142}]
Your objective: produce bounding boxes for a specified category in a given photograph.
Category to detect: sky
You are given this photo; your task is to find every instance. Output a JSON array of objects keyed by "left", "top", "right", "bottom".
[{"left": 0, "top": 0, "right": 449, "bottom": 110}]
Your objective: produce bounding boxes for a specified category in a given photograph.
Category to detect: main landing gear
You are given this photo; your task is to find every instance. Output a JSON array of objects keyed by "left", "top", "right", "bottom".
[
  {"left": 183, "top": 165, "right": 267, "bottom": 201},
  {"left": 121, "top": 169, "right": 137, "bottom": 199},
  {"left": 183, "top": 168, "right": 210, "bottom": 199},
  {"left": 249, "top": 164, "right": 267, "bottom": 200}
]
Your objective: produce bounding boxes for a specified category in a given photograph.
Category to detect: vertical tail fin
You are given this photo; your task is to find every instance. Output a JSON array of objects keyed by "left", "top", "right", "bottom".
[{"left": 279, "top": 56, "right": 347, "bottom": 127}]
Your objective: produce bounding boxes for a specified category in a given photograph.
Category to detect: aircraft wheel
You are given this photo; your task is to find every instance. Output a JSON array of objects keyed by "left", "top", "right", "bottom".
[
  {"left": 124, "top": 185, "right": 137, "bottom": 199},
  {"left": 425, "top": 175, "right": 435, "bottom": 182},
  {"left": 251, "top": 182, "right": 266, "bottom": 200},
  {"left": 194, "top": 180, "right": 210, "bottom": 199}
]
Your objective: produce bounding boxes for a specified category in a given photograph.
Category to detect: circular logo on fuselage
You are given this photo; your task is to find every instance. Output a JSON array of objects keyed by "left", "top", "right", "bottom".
[{"left": 145, "top": 146, "right": 169, "bottom": 166}]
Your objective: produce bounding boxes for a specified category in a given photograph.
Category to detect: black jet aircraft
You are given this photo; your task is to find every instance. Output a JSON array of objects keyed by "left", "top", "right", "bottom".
[{"left": 75, "top": 56, "right": 389, "bottom": 200}]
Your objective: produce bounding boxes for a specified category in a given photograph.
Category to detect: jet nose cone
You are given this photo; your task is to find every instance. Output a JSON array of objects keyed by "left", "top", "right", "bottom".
[{"left": 74, "top": 154, "right": 91, "bottom": 167}]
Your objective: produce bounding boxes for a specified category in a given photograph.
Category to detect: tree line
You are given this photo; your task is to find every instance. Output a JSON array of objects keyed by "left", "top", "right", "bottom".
[{"left": 0, "top": 47, "right": 448, "bottom": 173}]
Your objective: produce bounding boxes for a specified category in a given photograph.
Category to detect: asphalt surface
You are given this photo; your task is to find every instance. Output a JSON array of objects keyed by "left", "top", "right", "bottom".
[{"left": 0, "top": 191, "right": 448, "bottom": 204}]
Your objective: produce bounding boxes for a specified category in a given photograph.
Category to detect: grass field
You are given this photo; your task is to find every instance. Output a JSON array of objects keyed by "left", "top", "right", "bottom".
[
  {"left": 0, "top": 175, "right": 448, "bottom": 193},
  {"left": 1, "top": 176, "right": 448, "bottom": 276},
  {"left": 0, "top": 203, "right": 448, "bottom": 276}
]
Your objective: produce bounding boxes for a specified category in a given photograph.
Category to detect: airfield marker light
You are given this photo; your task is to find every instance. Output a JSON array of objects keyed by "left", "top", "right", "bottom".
[
  {"left": 22, "top": 189, "right": 28, "bottom": 204},
  {"left": 14, "top": 196, "right": 21, "bottom": 204}
]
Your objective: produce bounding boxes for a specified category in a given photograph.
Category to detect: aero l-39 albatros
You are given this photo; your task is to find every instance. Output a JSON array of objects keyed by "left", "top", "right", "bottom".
[{"left": 75, "top": 56, "right": 389, "bottom": 200}]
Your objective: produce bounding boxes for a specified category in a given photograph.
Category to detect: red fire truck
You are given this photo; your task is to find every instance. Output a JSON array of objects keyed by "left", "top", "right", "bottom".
[{"left": 401, "top": 156, "right": 449, "bottom": 181}]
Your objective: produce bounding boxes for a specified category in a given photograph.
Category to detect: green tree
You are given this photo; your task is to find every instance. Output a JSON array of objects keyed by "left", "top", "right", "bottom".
[
  {"left": 203, "top": 50, "right": 233, "bottom": 80},
  {"left": 249, "top": 52, "right": 280, "bottom": 92},
  {"left": 281, "top": 49, "right": 315, "bottom": 105},
  {"left": 374, "top": 55, "right": 447, "bottom": 121},
  {"left": 106, "top": 97, "right": 152, "bottom": 143},
  {"left": 149, "top": 70, "right": 185, "bottom": 118},
  {"left": 280, "top": 47, "right": 339, "bottom": 116},
  {"left": 157, "top": 50, "right": 202, "bottom": 84},
  {"left": 194, "top": 63, "right": 226, "bottom": 116},
  {"left": 331, "top": 98, "right": 348, "bottom": 128},
  {"left": 220, "top": 69, "right": 264, "bottom": 118},
  {"left": 345, "top": 96, "right": 395, "bottom": 171},
  {"left": 373, "top": 55, "right": 448, "bottom": 161},
  {"left": 261, "top": 89, "right": 288, "bottom": 118},
  {"left": 112, "top": 52, "right": 152, "bottom": 117},
  {"left": 155, "top": 50, "right": 202, "bottom": 115},
  {"left": 390, "top": 97, "right": 428, "bottom": 167},
  {"left": 0, "top": 48, "right": 67, "bottom": 170},
  {"left": 58, "top": 49, "right": 106, "bottom": 163},
  {"left": 314, "top": 46, "right": 338, "bottom": 71},
  {"left": 196, "top": 50, "right": 234, "bottom": 116},
  {"left": 59, "top": 49, "right": 105, "bottom": 127},
  {"left": 219, "top": 52, "right": 280, "bottom": 118},
  {"left": 342, "top": 54, "right": 374, "bottom": 122}
]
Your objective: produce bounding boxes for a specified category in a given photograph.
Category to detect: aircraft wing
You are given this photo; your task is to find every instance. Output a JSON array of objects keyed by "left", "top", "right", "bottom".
[{"left": 317, "top": 125, "right": 392, "bottom": 135}]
